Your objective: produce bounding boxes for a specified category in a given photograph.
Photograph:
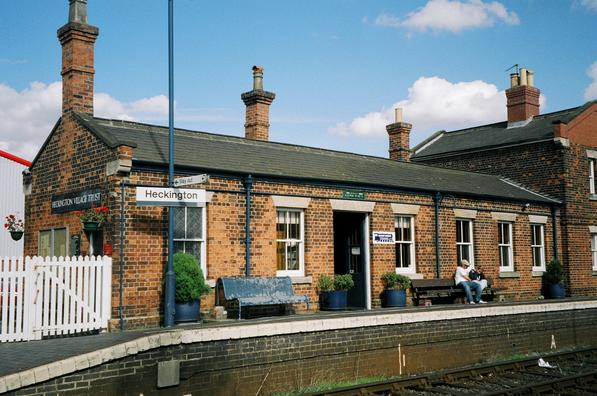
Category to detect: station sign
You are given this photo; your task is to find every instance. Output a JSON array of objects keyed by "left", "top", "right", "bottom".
[
  {"left": 51, "top": 187, "right": 102, "bottom": 214},
  {"left": 372, "top": 231, "right": 395, "bottom": 244},
  {"left": 342, "top": 190, "right": 366, "bottom": 200},
  {"left": 136, "top": 187, "right": 206, "bottom": 207},
  {"left": 173, "top": 174, "right": 209, "bottom": 187}
]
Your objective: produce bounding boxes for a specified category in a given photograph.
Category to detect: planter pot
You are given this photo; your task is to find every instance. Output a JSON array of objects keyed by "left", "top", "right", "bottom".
[
  {"left": 546, "top": 282, "right": 565, "bottom": 299},
  {"left": 174, "top": 299, "right": 200, "bottom": 322},
  {"left": 9, "top": 231, "right": 24, "bottom": 241},
  {"left": 320, "top": 290, "right": 348, "bottom": 311},
  {"left": 82, "top": 221, "right": 101, "bottom": 232},
  {"left": 381, "top": 289, "right": 406, "bottom": 308}
]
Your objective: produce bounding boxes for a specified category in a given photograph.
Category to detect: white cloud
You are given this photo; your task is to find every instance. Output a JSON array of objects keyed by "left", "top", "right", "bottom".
[
  {"left": 584, "top": 61, "right": 597, "bottom": 100},
  {"left": 331, "top": 76, "right": 547, "bottom": 145},
  {"left": 579, "top": 0, "right": 597, "bottom": 12},
  {"left": 0, "top": 81, "right": 172, "bottom": 160},
  {"left": 374, "top": 0, "right": 519, "bottom": 33}
]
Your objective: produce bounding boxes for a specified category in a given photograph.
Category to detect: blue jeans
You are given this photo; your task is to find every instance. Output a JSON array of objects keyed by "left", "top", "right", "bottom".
[{"left": 459, "top": 281, "right": 482, "bottom": 303}]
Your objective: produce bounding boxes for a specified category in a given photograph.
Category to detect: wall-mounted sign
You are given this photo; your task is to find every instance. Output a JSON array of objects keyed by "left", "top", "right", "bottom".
[
  {"left": 372, "top": 231, "right": 395, "bottom": 244},
  {"left": 173, "top": 174, "right": 209, "bottom": 187},
  {"left": 342, "top": 190, "right": 366, "bottom": 200},
  {"left": 51, "top": 188, "right": 102, "bottom": 214},
  {"left": 136, "top": 187, "right": 206, "bottom": 207}
]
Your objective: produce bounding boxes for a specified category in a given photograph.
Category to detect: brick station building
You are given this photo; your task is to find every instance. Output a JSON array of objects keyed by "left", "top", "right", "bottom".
[
  {"left": 411, "top": 68, "right": 597, "bottom": 297},
  {"left": 24, "top": 1, "right": 571, "bottom": 329}
]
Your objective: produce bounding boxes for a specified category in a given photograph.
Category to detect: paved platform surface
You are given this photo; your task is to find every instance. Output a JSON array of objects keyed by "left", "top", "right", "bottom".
[{"left": 0, "top": 298, "right": 593, "bottom": 379}]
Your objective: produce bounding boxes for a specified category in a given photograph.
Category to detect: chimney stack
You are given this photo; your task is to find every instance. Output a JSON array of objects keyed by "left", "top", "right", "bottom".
[
  {"left": 386, "top": 108, "right": 412, "bottom": 162},
  {"left": 57, "top": 0, "right": 98, "bottom": 116},
  {"left": 505, "top": 68, "right": 540, "bottom": 123},
  {"left": 241, "top": 66, "right": 276, "bottom": 141}
]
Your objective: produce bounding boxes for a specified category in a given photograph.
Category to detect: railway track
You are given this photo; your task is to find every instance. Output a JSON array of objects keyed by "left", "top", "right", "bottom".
[{"left": 305, "top": 347, "right": 597, "bottom": 395}]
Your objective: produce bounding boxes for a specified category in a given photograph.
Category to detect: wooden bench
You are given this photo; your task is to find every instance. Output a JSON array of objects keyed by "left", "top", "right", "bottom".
[
  {"left": 216, "top": 276, "right": 310, "bottom": 319},
  {"left": 411, "top": 278, "right": 496, "bottom": 306}
]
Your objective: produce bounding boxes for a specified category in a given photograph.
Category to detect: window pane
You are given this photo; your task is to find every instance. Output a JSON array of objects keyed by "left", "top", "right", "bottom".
[
  {"left": 462, "top": 221, "right": 470, "bottom": 243},
  {"left": 186, "top": 208, "right": 202, "bottom": 239},
  {"left": 173, "top": 241, "right": 185, "bottom": 255},
  {"left": 276, "top": 211, "right": 287, "bottom": 240},
  {"left": 456, "top": 221, "right": 463, "bottom": 243},
  {"left": 39, "top": 231, "right": 52, "bottom": 257},
  {"left": 533, "top": 247, "right": 541, "bottom": 267},
  {"left": 461, "top": 246, "right": 471, "bottom": 262},
  {"left": 287, "top": 242, "right": 299, "bottom": 270},
  {"left": 401, "top": 244, "right": 410, "bottom": 268},
  {"left": 173, "top": 207, "right": 185, "bottom": 239},
  {"left": 54, "top": 229, "right": 68, "bottom": 257},
  {"left": 500, "top": 246, "right": 509, "bottom": 267},
  {"left": 277, "top": 242, "right": 286, "bottom": 271},
  {"left": 186, "top": 242, "right": 202, "bottom": 266},
  {"left": 288, "top": 212, "right": 300, "bottom": 240}
]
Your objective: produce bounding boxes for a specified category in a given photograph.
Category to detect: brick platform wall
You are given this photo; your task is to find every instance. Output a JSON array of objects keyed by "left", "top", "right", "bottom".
[{"left": 13, "top": 307, "right": 597, "bottom": 396}]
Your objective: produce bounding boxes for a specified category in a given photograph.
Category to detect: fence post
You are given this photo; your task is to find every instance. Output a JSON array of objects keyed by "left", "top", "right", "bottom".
[{"left": 101, "top": 256, "right": 112, "bottom": 330}]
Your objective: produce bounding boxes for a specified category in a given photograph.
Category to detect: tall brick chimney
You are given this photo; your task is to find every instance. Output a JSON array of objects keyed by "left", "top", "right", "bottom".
[
  {"left": 241, "top": 66, "right": 275, "bottom": 141},
  {"left": 57, "top": 0, "right": 99, "bottom": 115},
  {"left": 505, "top": 68, "right": 540, "bottom": 123},
  {"left": 386, "top": 108, "right": 412, "bottom": 161}
]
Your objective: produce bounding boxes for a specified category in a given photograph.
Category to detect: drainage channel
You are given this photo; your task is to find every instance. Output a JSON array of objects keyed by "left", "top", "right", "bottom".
[{"left": 304, "top": 347, "right": 597, "bottom": 396}]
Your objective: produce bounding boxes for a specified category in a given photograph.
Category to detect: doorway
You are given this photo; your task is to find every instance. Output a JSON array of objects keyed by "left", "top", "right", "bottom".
[{"left": 333, "top": 211, "right": 368, "bottom": 309}]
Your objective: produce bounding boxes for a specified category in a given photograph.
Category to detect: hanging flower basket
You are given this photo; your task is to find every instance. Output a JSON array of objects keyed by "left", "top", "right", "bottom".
[
  {"left": 74, "top": 205, "right": 109, "bottom": 232},
  {"left": 10, "top": 230, "right": 24, "bottom": 241},
  {"left": 82, "top": 221, "right": 102, "bottom": 232},
  {"left": 4, "top": 214, "right": 24, "bottom": 241}
]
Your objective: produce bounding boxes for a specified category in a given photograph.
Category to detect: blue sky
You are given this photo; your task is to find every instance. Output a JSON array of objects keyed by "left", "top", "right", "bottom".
[{"left": 1, "top": 0, "right": 596, "bottom": 161}]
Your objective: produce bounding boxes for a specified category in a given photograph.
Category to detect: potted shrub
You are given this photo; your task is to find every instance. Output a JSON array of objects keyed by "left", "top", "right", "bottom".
[
  {"left": 74, "top": 204, "right": 110, "bottom": 232},
  {"left": 543, "top": 259, "right": 566, "bottom": 299},
  {"left": 318, "top": 274, "right": 354, "bottom": 311},
  {"left": 4, "top": 214, "right": 24, "bottom": 241},
  {"left": 381, "top": 272, "right": 411, "bottom": 308},
  {"left": 172, "top": 252, "right": 211, "bottom": 322}
]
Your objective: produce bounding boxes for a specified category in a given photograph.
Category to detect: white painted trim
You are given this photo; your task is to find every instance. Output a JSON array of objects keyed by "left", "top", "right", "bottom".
[
  {"left": 272, "top": 195, "right": 311, "bottom": 209},
  {"left": 364, "top": 214, "right": 372, "bottom": 310},
  {"left": 554, "top": 137, "right": 570, "bottom": 147},
  {"left": 329, "top": 199, "right": 375, "bottom": 212},
  {"left": 453, "top": 209, "right": 477, "bottom": 219},
  {"left": 528, "top": 215, "right": 547, "bottom": 224},
  {"left": 589, "top": 226, "right": 597, "bottom": 233},
  {"left": 491, "top": 212, "right": 518, "bottom": 222},
  {"left": 587, "top": 149, "right": 597, "bottom": 159},
  {"left": 205, "top": 191, "right": 214, "bottom": 203},
  {"left": 391, "top": 203, "right": 420, "bottom": 215}
]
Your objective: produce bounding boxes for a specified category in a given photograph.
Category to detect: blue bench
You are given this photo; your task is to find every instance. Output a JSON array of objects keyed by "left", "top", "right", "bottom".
[{"left": 216, "top": 276, "right": 310, "bottom": 319}]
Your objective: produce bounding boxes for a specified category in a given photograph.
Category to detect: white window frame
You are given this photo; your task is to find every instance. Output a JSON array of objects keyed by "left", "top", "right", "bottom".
[
  {"left": 456, "top": 219, "right": 475, "bottom": 266},
  {"left": 590, "top": 158, "right": 595, "bottom": 195},
  {"left": 592, "top": 233, "right": 597, "bottom": 271},
  {"left": 530, "top": 224, "right": 546, "bottom": 271},
  {"left": 394, "top": 215, "right": 416, "bottom": 274},
  {"left": 498, "top": 222, "right": 514, "bottom": 272},
  {"left": 173, "top": 206, "right": 207, "bottom": 276},
  {"left": 276, "top": 209, "right": 305, "bottom": 277},
  {"left": 38, "top": 228, "right": 69, "bottom": 258}
]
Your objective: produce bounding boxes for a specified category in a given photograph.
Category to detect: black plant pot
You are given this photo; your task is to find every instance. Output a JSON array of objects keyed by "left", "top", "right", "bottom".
[
  {"left": 546, "top": 282, "right": 565, "bottom": 299},
  {"left": 174, "top": 299, "right": 200, "bottom": 322},
  {"left": 320, "top": 290, "right": 348, "bottom": 311},
  {"left": 381, "top": 289, "right": 407, "bottom": 308},
  {"left": 82, "top": 221, "right": 102, "bottom": 232},
  {"left": 9, "top": 231, "right": 24, "bottom": 241}
]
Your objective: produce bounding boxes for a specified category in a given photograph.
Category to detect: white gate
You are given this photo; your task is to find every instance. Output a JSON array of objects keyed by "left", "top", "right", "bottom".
[{"left": 0, "top": 256, "right": 112, "bottom": 342}]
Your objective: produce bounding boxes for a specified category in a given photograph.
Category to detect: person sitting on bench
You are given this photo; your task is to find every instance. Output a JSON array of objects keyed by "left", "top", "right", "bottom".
[
  {"left": 469, "top": 265, "right": 488, "bottom": 292},
  {"left": 454, "top": 259, "right": 486, "bottom": 305}
]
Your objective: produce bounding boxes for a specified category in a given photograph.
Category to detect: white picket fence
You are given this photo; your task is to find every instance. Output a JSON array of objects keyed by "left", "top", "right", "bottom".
[{"left": 0, "top": 256, "right": 112, "bottom": 342}]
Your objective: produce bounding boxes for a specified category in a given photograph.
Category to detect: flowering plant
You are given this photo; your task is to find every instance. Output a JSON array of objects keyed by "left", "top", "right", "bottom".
[
  {"left": 74, "top": 205, "right": 110, "bottom": 224},
  {"left": 4, "top": 214, "right": 24, "bottom": 232}
]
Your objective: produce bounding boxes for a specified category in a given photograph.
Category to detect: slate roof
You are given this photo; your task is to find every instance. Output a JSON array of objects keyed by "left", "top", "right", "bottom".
[
  {"left": 411, "top": 101, "right": 596, "bottom": 160},
  {"left": 73, "top": 112, "right": 559, "bottom": 205}
]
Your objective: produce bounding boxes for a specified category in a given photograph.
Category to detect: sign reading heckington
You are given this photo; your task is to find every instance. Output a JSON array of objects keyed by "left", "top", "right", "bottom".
[
  {"left": 51, "top": 188, "right": 102, "bottom": 214},
  {"left": 342, "top": 190, "right": 366, "bottom": 200},
  {"left": 136, "top": 187, "right": 206, "bottom": 207}
]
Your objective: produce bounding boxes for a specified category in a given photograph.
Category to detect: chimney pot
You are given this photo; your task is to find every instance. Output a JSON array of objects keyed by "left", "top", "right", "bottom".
[
  {"left": 241, "top": 66, "right": 275, "bottom": 141},
  {"left": 68, "top": 0, "right": 88, "bottom": 24},
  {"left": 505, "top": 67, "right": 540, "bottom": 123},
  {"left": 394, "top": 107, "right": 403, "bottom": 123}
]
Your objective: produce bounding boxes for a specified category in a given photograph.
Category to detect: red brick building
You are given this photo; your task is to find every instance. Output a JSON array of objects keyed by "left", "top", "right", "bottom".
[
  {"left": 411, "top": 68, "right": 597, "bottom": 297},
  {"left": 24, "top": 2, "right": 566, "bottom": 329}
]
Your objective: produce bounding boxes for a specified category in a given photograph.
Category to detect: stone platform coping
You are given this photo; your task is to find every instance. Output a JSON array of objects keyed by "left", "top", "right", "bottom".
[{"left": 1, "top": 299, "right": 596, "bottom": 393}]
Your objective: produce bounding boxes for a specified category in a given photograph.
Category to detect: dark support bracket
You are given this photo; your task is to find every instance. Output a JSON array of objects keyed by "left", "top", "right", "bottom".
[{"left": 551, "top": 206, "right": 559, "bottom": 260}]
